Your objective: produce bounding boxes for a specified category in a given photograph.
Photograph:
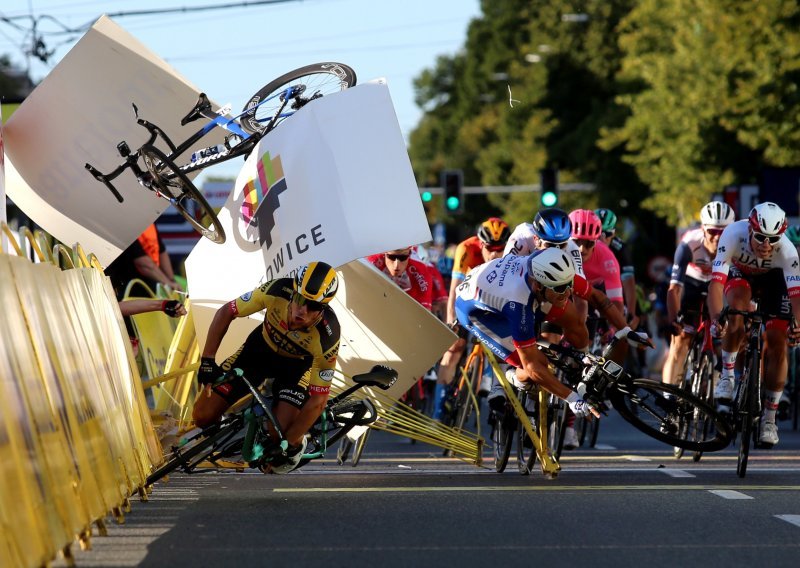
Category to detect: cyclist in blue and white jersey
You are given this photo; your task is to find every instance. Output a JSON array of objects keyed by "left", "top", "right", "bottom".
[
  {"left": 662, "top": 201, "right": 735, "bottom": 388},
  {"left": 708, "top": 202, "right": 800, "bottom": 446},
  {"left": 454, "top": 248, "right": 599, "bottom": 418}
]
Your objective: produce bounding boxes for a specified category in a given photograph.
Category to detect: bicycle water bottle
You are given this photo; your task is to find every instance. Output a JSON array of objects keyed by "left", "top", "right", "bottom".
[{"left": 190, "top": 144, "right": 226, "bottom": 162}]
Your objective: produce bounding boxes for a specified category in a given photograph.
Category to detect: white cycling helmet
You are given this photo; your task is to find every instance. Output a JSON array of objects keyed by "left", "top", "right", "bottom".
[
  {"left": 526, "top": 248, "right": 575, "bottom": 288},
  {"left": 700, "top": 201, "right": 735, "bottom": 227},
  {"left": 748, "top": 202, "right": 787, "bottom": 236}
]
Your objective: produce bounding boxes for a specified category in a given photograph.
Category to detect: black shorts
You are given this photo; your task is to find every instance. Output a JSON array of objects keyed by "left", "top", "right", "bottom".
[
  {"left": 678, "top": 278, "right": 709, "bottom": 330},
  {"left": 726, "top": 267, "right": 791, "bottom": 320},
  {"left": 213, "top": 326, "right": 312, "bottom": 409}
]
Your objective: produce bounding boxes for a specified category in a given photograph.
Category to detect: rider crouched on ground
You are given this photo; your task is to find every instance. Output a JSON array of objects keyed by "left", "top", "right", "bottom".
[
  {"left": 707, "top": 202, "right": 800, "bottom": 447},
  {"left": 454, "top": 247, "right": 602, "bottom": 421},
  {"left": 193, "top": 261, "right": 340, "bottom": 473}
]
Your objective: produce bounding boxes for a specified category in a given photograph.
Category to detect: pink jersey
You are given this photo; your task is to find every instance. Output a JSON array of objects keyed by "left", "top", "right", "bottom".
[{"left": 578, "top": 240, "right": 623, "bottom": 302}]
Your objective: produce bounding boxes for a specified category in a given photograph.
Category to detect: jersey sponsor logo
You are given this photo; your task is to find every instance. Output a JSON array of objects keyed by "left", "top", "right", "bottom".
[
  {"left": 486, "top": 270, "right": 498, "bottom": 283},
  {"left": 718, "top": 246, "right": 726, "bottom": 253},
  {"left": 604, "top": 260, "right": 616, "bottom": 271},
  {"left": 239, "top": 291, "right": 253, "bottom": 302},
  {"left": 793, "top": 260, "right": 799, "bottom": 268},
  {"left": 787, "top": 275, "right": 800, "bottom": 281},
  {"left": 309, "top": 384, "right": 330, "bottom": 395},
  {"left": 319, "top": 369, "right": 335, "bottom": 382}
]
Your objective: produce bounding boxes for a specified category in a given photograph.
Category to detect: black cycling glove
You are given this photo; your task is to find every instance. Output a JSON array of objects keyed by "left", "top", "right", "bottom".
[
  {"left": 198, "top": 357, "right": 222, "bottom": 386},
  {"left": 161, "top": 299, "right": 183, "bottom": 317}
]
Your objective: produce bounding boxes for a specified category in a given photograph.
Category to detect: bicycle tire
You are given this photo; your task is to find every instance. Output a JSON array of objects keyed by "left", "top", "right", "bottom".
[
  {"left": 609, "top": 378, "right": 732, "bottom": 452},
  {"left": 516, "top": 391, "right": 537, "bottom": 475},
  {"left": 493, "top": 409, "right": 514, "bottom": 473},
  {"left": 548, "top": 398, "right": 568, "bottom": 460},
  {"left": 587, "top": 416, "right": 600, "bottom": 448},
  {"left": 146, "top": 419, "right": 241, "bottom": 485},
  {"left": 691, "top": 352, "right": 715, "bottom": 462},
  {"left": 240, "top": 62, "right": 356, "bottom": 136},
  {"left": 139, "top": 144, "right": 226, "bottom": 244},
  {"left": 736, "top": 348, "right": 760, "bottom": 477}
]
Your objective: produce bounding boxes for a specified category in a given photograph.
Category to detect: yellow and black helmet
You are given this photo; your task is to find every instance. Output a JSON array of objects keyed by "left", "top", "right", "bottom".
[{"left": 293, "top": 261, "right": 339, "bottom": 304}]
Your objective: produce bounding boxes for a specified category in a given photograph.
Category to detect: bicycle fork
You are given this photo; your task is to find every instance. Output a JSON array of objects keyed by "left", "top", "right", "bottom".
[{"left": 494, "top": 365, "right": 560, "bottom": 477}]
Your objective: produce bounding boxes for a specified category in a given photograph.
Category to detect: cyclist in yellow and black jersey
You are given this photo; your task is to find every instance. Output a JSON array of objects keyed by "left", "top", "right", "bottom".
[{"left": 192, "top": 261, "right": 340, "bottom": 473}]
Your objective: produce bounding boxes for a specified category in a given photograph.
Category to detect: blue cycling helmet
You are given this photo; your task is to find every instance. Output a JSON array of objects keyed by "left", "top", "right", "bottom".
[{"left": 532, "top": 208, "right": 572, "bottom": 243}]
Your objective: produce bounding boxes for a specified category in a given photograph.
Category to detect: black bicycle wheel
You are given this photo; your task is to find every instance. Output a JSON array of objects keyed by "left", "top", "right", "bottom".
[
  {"left": 548, "top": 397, "right": 568, "bottom": 461},
  {"left": 240, "top": 62, "right": 356, "bottom": 136},
  {"left": 140, "top": 144, "right": 226, "bottom": 244},
  {"left": 609, "top": 378, "right": 732, "bottom": 452},
  {"left": 493, "top": 407, "right": 514, "bottom": 473},
  {"left": 146, "top": 418, "right": 241, "bottom": 485},
  {"left": 736, "top": 349, "right": 760, "bottom": 477},
  {"left": 516, "top": 391, "right": 538, "bottom": 475},
  {"left": 691, "top": 352, "right": 715, "bottom": 462}
]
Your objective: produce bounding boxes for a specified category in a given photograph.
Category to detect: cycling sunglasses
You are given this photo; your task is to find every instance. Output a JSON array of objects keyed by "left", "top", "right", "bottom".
[
  {"left": 292, "top": 293, "right": 325, "bottom": 312},
  {"left": 704, "top": 227, "right": 724, "bottom": 237},
  {"left": 602, "top": 230, "right": 615, "bottom": 239},
  {"left": 540, "top": 240, "right": 568, "bottom": 250},
  {"left": 574, "top": 239, "right": 596, "bottom": 248},
  {"left": 751, "top": 231, "right": 781, "bottom": 245},
  {"left": 484, "top": 244, "right": 505, "bottom": 253},
  {"left": 543, "top": 282, "right": 573, "bottom": 295},
  {"left": 385, "top": 253, "right": 410, "bottom": 262}
]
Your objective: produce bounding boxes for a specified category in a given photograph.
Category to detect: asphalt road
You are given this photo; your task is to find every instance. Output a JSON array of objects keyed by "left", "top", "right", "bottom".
[{"left": 56, "top": 411, "right": 800, "bottom": 568}]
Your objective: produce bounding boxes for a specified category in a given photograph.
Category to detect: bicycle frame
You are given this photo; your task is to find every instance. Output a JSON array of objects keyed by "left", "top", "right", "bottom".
[{"left": 85, "top": 84, "right": 301, "bottom": 202}]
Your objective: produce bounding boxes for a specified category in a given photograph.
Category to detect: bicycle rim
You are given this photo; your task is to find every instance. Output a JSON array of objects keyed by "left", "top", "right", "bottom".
[
  {"left": 240, "top": 62, "right": 356, "bottom": 136},
  {"left": 610, "top": 378, "right": 732, "bottom": 452},
  {"left": 140, "top": 144, "right": 226, "bottom": 244}
]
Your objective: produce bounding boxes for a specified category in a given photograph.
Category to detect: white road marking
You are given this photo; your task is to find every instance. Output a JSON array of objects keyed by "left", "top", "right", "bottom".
[
  {"left": 775, "top": 515, "right": 800, "bottom": 528},
  {"left": 593, "top": 444, "right": 617, "bottom": 450},
  {"left": 659, "top": 468, "right": 696, "bottom": 478},
  {"left": 709, "top": 489, "right": 753, "bottom": 500}
]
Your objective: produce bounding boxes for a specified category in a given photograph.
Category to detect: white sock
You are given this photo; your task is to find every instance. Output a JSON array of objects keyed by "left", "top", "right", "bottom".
[
  {"left": 721, "top": 350, "right": 737, "bottom": 381},
  {"left": 763, "top": 390, "right": 782, "bottom": 424}
]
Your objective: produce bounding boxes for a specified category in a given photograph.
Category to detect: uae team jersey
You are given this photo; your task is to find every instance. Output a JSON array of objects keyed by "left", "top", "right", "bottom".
[{"left": 710, "top": 220, "right": 800, "bottom": 297}]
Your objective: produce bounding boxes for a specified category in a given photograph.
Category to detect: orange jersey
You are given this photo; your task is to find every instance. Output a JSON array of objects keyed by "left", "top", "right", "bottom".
[{"left": 451, "top": 236, "right": 484, "bottom": 280}]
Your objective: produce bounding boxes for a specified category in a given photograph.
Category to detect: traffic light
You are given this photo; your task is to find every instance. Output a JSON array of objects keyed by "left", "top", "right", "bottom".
[
  {"left": 540, "top": 167, "right": 559, "bottom": 207},
  {"left": 441, "top": 169, "right": 464, "bottom": 214},
  {"left": 421, "top": 190, "right": 433, "bottom": 203}
]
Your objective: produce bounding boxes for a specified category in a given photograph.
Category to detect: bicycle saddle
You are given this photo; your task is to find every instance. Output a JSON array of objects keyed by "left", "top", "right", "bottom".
[
  {"left": 180, "top": 93, "right": 214, "bottom": 126},
  {"left": 351, "top": 365, "right": 398, "bottom": 390}
]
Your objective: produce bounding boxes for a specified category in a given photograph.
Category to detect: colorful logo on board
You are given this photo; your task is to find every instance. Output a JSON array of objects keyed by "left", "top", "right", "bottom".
[{"left": 241, "top": 151, "right": 288, "bottom": 248}]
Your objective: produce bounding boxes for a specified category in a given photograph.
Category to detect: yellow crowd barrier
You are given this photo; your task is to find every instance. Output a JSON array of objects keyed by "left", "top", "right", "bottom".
[{"left": 0, "top": 223, "right": 162, "bottom": 567}]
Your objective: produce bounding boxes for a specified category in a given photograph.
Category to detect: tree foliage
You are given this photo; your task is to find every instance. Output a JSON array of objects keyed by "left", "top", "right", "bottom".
[{"left": 409, "top": 0, "right": 800, "bottom": 229}]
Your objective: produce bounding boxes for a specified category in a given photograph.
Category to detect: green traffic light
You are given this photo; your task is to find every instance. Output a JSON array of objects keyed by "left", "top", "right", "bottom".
[
  {"left": 421, "top": 191, "right": 433, "bottom": 202},
  {"left": 446, "top": 196, "right": 461, "bottom": 210},
  {"left": 541, "top": 191, "right": 558, "bottom": 207}
]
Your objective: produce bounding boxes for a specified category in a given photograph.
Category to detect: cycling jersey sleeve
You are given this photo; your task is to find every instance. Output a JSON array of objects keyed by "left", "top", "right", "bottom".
[
  {"left": 451, "top": 240, "right": 472, "bottom": 280},
  {"left": 572, "top": 274, "right": 592, "bottom": 300},
  {"left": 230, "top": 280, "right": 283, "bottom": 317},
  {"left": 710, "top": 230, "right": 736, "bottom": 285},
  {"left": 670, "top": 241, "right": 692, "bottom": 286},
  {"left": 567, "top": 241, "right": 585, "bottom": 278},
  {"left": 778, "top": 245, "right": 800, "bottom": 298},
  {"left": 503, "top": 223, "right": 535, "bottom": 257},
  {"left": 602, "top": 252, "right": 623, "bottom": 303},
  {"left": 308, "top": 314, "right": 340, "bottom": 396}
]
